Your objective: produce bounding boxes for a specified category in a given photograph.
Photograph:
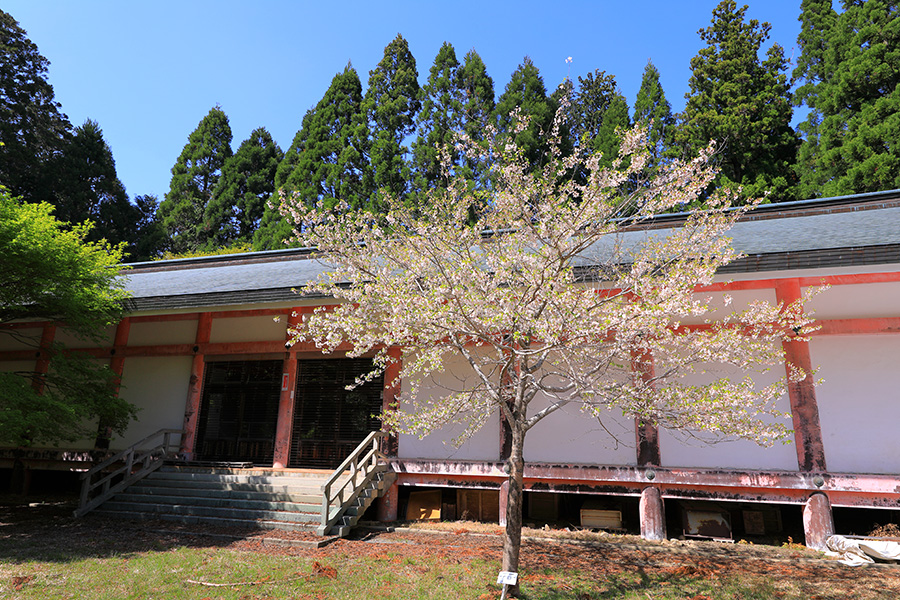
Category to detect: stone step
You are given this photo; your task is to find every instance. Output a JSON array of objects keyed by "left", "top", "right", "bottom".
[
  {"left": 148, "top": 470, "right": 347, "bottom": 487},
  {"left": 92, "top": 464, "right": 393, "bottom": 538},
  {"left": 92, "top": 508, "right": 320, "bottom": 533},
  {"left": 112, "top": 492, "right": 323, "bottom": 514},
  {"left": 124, "top": 484, "right": 321, "bottom": 504},
  {"left": 101, "top": 500, "right": 324, "bottom": 524},
  {"left": 132, "top": 478, "right": 326, "bottom": 495}
]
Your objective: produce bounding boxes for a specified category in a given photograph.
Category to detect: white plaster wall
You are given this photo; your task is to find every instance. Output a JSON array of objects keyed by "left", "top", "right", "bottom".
[
  {"left": 523, "top": 395, "right": 637, "bottom": 466},
  {"left": 658, "top": 361, "right": 799, "bottom": 471},
  {"left": 116, "top": 356, "right": 193, "bottom": 448},
  {"left": 54, "top": 325, "right": 115, "bottom": 348},
  {"left": 805, "top": 282, "right": 900, "bottom": 320},
  {"left": 397, "top": 353, "right": 500, "bottom": 461},
  {"left": 0, "top": 330, "right": 40, "bottom": 351},
  {"left": 0, "top": 360, "right": 34, "bottom": 373},
  {"left": 679, "top": 289, "right": 778, "bottom": 326},
  {"left": 811, "top": 335, "right": 900, "bottom": 474},
  {"left": 129, "top": 319, "right": 197, "bottom": 346},
  {"left": 210, "top": 315, "right": 287, "bottom": 344}
]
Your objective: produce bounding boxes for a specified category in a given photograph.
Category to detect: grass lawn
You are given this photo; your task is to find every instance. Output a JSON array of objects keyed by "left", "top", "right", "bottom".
[{"left": 2, "top": 496, "right": 899, "bottom": 599}]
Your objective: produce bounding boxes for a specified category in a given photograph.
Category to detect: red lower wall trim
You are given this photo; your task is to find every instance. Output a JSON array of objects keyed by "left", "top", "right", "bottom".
[{"left": 389, "top": 459, "right": 900, "bottom": 508}]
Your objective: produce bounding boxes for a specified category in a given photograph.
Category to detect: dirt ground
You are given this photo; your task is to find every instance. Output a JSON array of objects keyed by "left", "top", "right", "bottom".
[{"left": 3, "top": 496, "right": 900, "bottom": 599}]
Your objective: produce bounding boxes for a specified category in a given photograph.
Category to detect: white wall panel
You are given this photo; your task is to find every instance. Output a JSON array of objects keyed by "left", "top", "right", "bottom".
[
  {"left": 680, "top": 289, "right": 778, "bottom": 325},
  {"left": 116, "top": 356, "right": 192, "bottom": 448},
  {"left": 54, "top": 325, "right": 115, "bottom": 348},
  {"left": 0, "top": 330, "right": 40, "bottom": 351},
  {"left": 397, "top": 353, "right": 500, "bottom": 461},
  {"left": 129, "top": 319, "right": 197, "bottom": 346},
  {"left": 812, "top": 335, "right": 900, "bottom": 474},
  {"left": 0, "top": 360, "right": 35, "bottom": 373},
  {"left": 210, "top": 315, "right": 287, "bottom": 344},
  {"left": 805, "top": 282, "right": 900, "bottom": 320},
  {"left": 523, "top": 396, "right": 637, "bottom": 465},
  {"left": 658, "top": 361, "right": 798, "bottom": 471}
]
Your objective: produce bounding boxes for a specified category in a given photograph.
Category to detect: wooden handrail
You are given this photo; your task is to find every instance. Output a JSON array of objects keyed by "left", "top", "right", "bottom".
[
  {"left": 74, "top": 428, "right": 183, "bottom": 518},
  {"left": 319, "top": 431, "right": 387, "bottom": 535}
]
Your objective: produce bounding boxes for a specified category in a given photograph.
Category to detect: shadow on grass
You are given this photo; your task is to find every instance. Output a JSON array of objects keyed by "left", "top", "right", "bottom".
[{"left": 0, "top": 494, "right": 257, "bottom": 564}]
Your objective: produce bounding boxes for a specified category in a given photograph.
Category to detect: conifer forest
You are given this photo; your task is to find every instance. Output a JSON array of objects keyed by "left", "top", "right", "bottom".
[{"left": 1, "top": 0, "right": 897, "bottom": 261}]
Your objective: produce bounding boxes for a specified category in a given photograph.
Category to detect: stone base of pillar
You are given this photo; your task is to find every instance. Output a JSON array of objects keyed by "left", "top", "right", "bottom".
[
  {"left": 639, "top": 487, "right": 666, "bottom": 541},
  {"left": 803, "top": 492, "right": 835, "bottom": 551},
  {"left": 377, "top": 481, "right": 399, "bottom": 522}
]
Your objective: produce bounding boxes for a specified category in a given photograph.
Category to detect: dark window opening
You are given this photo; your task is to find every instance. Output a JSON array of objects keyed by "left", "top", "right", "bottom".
[
  {"left": 289, "top": 358, "right": 384, "bottom": 469},
  {"left": 195, "top": 360, "right": 282, "bottom": 465}
]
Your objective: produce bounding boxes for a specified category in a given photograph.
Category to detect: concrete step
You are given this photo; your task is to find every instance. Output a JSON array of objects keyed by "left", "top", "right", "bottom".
[
  {"left": 131, "top": 479, "right": 325, "bottom": 496},
  {"left": 92, "top": 508, "right": 320, "bottom": 533},
  {"left": 124, "top": 484, "right": 321, "bottom": 504},
  {"left": 148, "top": 470, "right": 347, "bottom": 488},
  {"left": 112, "top": 492, "right": 323, "bottom": 514},
  {"left": 93, "top": 465, "right": 392, "bottom": 538},
  {"left": 101, "top": 500, "right": 324, "bottom": 524}
]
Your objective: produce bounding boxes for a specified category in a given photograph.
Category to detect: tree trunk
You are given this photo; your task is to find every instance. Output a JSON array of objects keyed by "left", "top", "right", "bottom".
[{"left": 501, "top": 425, "right": 526, "bottom": 596}]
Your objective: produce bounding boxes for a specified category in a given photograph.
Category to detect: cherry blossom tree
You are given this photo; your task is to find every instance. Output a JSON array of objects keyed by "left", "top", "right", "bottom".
[{"left": 280, "top": 107, "right": 814, "bottom": 589}]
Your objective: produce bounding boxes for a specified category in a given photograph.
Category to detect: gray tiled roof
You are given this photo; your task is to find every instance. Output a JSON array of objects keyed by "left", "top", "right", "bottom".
[
  {"left": 126, "top": 257, "right": 328, "bottom": 299},
  {"left": 122, "top": 192, "right": 900, "bottom": 311},
  {"left": 581, "top": 204, "right": 900, "bottom": 266}
]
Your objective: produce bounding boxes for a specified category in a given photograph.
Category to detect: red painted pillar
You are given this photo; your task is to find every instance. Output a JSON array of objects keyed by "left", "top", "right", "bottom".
[
  {"left": 31, "top": 323, "right": 56, "bottom": 393},
  {"left": 381, "top": 346, "right": 402, "bottom": 457},
  {"left": 775, "top": 279, "right": 827, "bottom": 472},
  {"left": 377, "top": 480, "right": 400, "bottom": 522},
  {"left": 803, "top": 492, "right": 835, "bottom": 551},
  {"left": 273, "top": 309, "right": 303, "bottom": 468},
  {"left": 631, "top": 350, "right": 660, "bottom": 466},
  {"left": 96, "top": 318, "right": 131, "bottom": 449},
  {"left": 639, "top": 486, "right": 666, "bottom": 541},
  {"left": 109, "top": 317, "right": 131, "bottom": 384},
  {"left": 377, "top": 346, "right": 402, "bottom": 522},
  {"left": 180, "top": 313, "right": 212, "bottom": 459}
]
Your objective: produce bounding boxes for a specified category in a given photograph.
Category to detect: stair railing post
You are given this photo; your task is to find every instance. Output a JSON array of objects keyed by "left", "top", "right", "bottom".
[
  {"left": 322, "top": 482, "right": 332, "bottom": 529},
  {"left": 79, "top": 474, "right": 91, "bottom": 507}
]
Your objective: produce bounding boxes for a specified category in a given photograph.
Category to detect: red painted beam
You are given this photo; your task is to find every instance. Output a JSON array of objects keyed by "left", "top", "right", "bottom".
[
  {"left": 698, "top": 270, "right": 900, "bottom": 293},
  {"left": 800, "top": 271, "right": 900, "bottom": 287},
  {"left": 813, "top": 317, "right": 900, "bottom": 336}
]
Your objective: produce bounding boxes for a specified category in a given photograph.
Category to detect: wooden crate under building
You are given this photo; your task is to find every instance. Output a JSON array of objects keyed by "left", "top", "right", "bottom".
[
  {"left": 580, "top": 498, "right": 623, "bottom": 530},
  {"left": 527, "top": 492, "right": 559, "bottom": 522},
  {"left": 457, "top": 489, "right": 500, "bottom": 522}
]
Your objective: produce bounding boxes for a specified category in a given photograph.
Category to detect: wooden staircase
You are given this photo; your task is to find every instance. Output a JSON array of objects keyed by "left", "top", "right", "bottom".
[{"left": 79, "top": 431, "right": 396, "bottom": 537}]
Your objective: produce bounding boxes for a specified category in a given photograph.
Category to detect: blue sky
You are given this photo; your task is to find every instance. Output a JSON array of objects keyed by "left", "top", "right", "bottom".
[{"left": 5, "top": 1, "right": 804, "bottom": 202}]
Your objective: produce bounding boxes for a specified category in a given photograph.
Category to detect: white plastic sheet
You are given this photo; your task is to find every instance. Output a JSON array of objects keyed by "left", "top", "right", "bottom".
[{"left": 825, "top": 535, "right": 900, "bottom": 566}]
